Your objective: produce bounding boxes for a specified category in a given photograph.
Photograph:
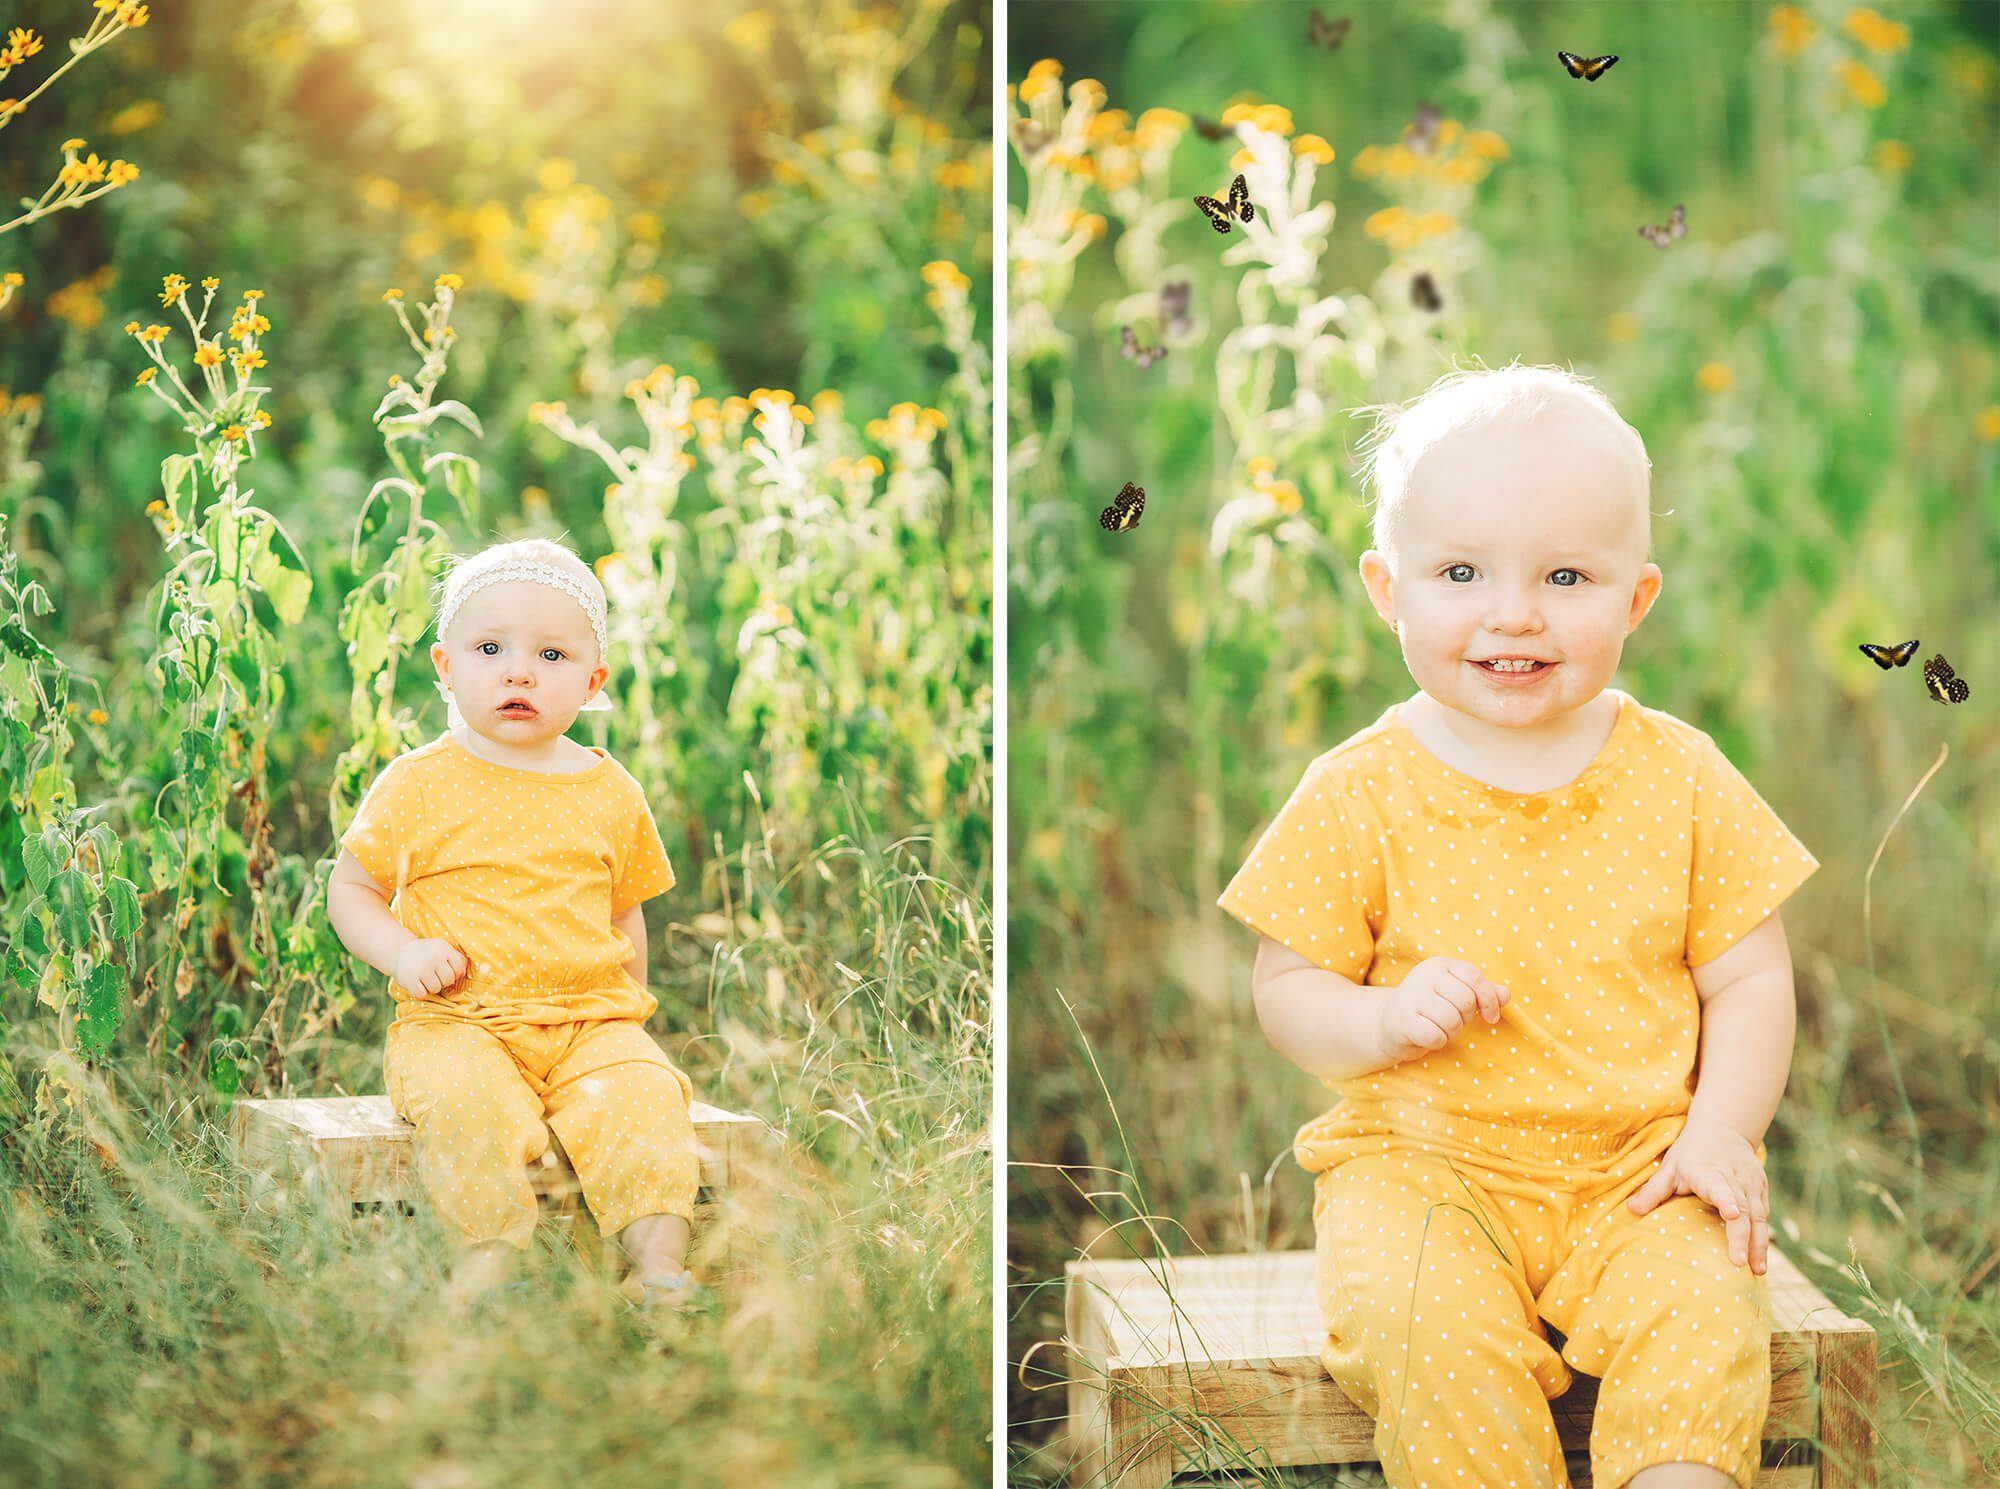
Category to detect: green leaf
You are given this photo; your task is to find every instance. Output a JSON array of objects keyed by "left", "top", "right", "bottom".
[
  {"left": 422, "top": 400, "right": 483, "bottom": 438},
  {"left": 22, "top": 834, "right": 52, "bottom": 894},
  {"left": 424, "top": 450, "right": 482, "bottom": 532},
  {"left": 106, "top": 877, "right": 143, "bottom": 942},
  {"left": 48, "top": 869, "right": 95, "bottom": 945},
  {"left": 77, "top": 962, "right": 125, "bottom": 1061},
  {"left": 242, "top": 507, "right": 313, "bottom": 625}
]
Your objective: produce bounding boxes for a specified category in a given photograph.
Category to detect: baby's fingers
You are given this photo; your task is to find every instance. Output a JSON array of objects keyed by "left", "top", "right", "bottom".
[{"left": 1443, "top": 960, "right": 1510, "bottom": 1023}]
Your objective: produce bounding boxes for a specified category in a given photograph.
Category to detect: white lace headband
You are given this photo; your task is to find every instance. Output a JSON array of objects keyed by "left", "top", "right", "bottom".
[{"left": 436, "top": 558, "right": 609, "bottom": 660}]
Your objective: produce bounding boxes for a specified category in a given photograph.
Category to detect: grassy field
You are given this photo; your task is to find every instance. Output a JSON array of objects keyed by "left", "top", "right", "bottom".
[
  {"left": 1004, "top": 3, "right": 1999, "bottom": 1485},
  {"left": 1, "top": 0, "right": 993, "bottom": 1483}
]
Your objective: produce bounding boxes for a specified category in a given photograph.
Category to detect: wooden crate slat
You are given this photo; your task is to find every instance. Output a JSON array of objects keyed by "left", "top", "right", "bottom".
[
  {"left": 229, "top": 1093, "right": 764, "bottom": 1205},
  {"left": 1066, "top": 1246, "right": 1875, "bottom": 1489}
]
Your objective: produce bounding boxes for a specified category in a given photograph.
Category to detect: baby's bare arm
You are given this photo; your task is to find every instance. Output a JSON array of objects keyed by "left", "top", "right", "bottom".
[
  {"left": 1251, "top": 936, "right": 1397, "bottom": 1082},
  {"left": 325, "top": 850, "right": 419, "bottom": 980},
  {"left": 611, "top": 903, "right": 648, "bottom": 984}
]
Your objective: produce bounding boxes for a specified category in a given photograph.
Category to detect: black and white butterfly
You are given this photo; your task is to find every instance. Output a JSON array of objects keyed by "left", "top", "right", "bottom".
[
  {"left": 1410, "top": 271, "right": 1443, "bottom": 312},
  {"left": 1858, "top": 639, "right": 1920, "bottom": 670},
  {"left": 1119, "top": 325, "right": 1166, "bottom": 368},
  {"left": 1558, "top": 50, "right": 1620, "bottom": 82},
  {"left": 1100, "top": 481, "right": 1145, "bottom": 533},
  {"left": 1638, "top": 204, "right": 1687, "bottom": 249},
  {"left": 1923, "top": 654, "right": 1970, "bottom": 704},
  {"left": 1405, "top": 100, "right": 1442, "bottom": 155},
  {"left": 1194, "top": 173, "right": 1255, "bottom": 234},
  {"left": 1307, "top": 9, "right": 1351, "bottom": 49},
  {"left": 1159, "top": 280, "right": 1193, "bottom": 338},
  {"left": 1191, "top": 114, "right": 1232, "bottom": 142}
]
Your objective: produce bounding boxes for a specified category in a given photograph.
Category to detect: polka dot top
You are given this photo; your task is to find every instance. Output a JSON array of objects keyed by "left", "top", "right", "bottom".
[
  {"left": 1217, "top": 689, "right": 1820, "bottom": 1136},
  {"left": 340, "top": 732, "right": 677, "bottom": 1005}
]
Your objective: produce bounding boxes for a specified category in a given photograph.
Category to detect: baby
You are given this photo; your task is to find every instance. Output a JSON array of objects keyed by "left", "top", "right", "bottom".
[
  {"left": 1218, "top": 365, "right": 1819, "bottom": 1489},
  {"left": 326, "top": 536, "right": 703, "bottom": 1310}
]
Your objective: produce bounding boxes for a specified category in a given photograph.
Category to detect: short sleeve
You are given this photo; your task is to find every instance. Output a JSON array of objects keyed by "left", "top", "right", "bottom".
[
  {"left": 1685, "top": 735, "right": 1820, "bottom": 967},
  {"left": 339, "top": 757, "right": 422, "bottom": 893},
  {"left": 1216, "top": 763, "right": 1380, "bottom": 980},
  {"left": 613, "top": 792, "right": 676, "bottom": 913}
]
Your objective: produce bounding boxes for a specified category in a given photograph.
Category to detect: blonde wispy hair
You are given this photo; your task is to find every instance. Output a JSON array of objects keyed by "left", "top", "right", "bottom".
[
  {"left": 430, "top": 534, "right": 608, "bottom": 661},
  {"left": 1349, "top": 358, "right": 1654, "bottom": 562}
]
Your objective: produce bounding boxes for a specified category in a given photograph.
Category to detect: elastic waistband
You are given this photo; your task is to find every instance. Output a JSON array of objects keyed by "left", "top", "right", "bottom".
[{"left": 1319, "top": 1099, "right": 1669, "bottom": 1164}]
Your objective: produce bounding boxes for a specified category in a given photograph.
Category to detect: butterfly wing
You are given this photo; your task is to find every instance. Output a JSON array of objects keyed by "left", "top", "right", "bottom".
[
  {"left": 1119, "top": 326, "right": 1137, "bottom": 360},
  {"left": 1859, "top": 643, "right": 1894, "bottom": 669},
  {"left": 1890, "top": 638, "right": 1920, "bottom": 667},
  {"left": 1924, "top": 655, "right": 1970, "bottom": 704},
  {"left": 1193, "top": 193, "right": 1234, "bottom": 234},
  {"left": 1193, "top": 114, "right": 1229, "bottom": 142},
  {"left": 1639, "top": 224, "right": 1667, "bottom": 248},
  {"left": 1583, "top": 54, "right": 1618, "bottom": 80},
  {"left": 1558, "top": 50, "right": 1586, "bottom": 77},
  {"left": 1228, "top": 173, "right": 1254, "bottom": 223},
  {"left": 1668, "top": 203, "right": 1687, "bottom": 238}
]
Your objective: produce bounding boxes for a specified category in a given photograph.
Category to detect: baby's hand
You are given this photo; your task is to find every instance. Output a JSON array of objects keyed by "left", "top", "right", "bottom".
[
  {"left": 1375, "top": 956, "right": 1511, "bottom": 1066},
  {"left": 1627, "top": 1117, "right": 1771, "bottom": 1274},
  {"left": 393, "top": 938, "right": 470, "bottom": 999}
]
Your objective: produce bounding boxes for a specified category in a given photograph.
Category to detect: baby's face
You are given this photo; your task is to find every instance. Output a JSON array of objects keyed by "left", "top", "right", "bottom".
[
  {"left": 431, "top": 581, "right": 608, "bottom": 749},
  {"left": 1358, "top": 406, "right": 1663, "bottom": 738}
]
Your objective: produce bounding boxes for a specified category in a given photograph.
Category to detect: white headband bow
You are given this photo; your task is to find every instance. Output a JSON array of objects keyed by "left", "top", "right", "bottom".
[{"left": 434, "top": 557, "right": 614, "bottom": 724}]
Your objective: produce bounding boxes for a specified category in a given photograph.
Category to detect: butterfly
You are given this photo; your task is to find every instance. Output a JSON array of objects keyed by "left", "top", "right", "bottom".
[
  {"left": 1191, "top": 114, "right": 1232, "bottom": 142},
  {"left": 1923, "top": 654, "right": 1970, "bottom": 705},
  {"left": 1858, "top": 638, "right": 1920, "bottom": 670},
  {"left": 1558, "top": 50, "right": 1620, "bottom": 81},
  {"left": 1638, "top": 203, "right": 1687, "bottom": 249},
  {"left": 1410, "top": 271, "right": 1443, "bottom": 312},
  {"left": 1194, "top": 173, "right": 1255, "bottom": 234},
  {"left": 1307, "top": 9, "right": 1352, "bottom": 49},
  {"left": 1159, "top": 280, "right": 1193, "bottom": 338},
  {"left": 1119, "top": 325, "right": 1166, "bottom": 368},
  {"left": 1401, "top": 100, "right": 1443, "bottom": 155},
  {"left": 1099, "top": 481, "right": 1145, "bottom": 533}
]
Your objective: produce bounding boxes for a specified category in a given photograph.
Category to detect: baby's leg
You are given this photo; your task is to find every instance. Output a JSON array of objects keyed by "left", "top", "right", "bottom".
[
  {"left": 540, "top": 1019, "right": 700, "bottom": 1269},
  {"left": 1313, "top": 1151, "right": 1572, "bottom": 1489},
  {"left": 384, "top": 1019, "right": 550, "bottom": 1254}
]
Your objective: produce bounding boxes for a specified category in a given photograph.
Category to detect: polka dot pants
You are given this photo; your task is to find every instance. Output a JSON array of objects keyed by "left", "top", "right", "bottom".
[
  {"left": 384, "top": 1015, "right": 699, "bottom": 1250},
  {"left": 1311, "top": 1117, "right": 1771, "bottom": 1489}
]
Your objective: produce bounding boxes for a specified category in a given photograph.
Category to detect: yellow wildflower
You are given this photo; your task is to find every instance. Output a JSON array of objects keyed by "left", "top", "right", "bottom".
[
  {"left": 233, "top": 348, "right": 266, "bottom": 375},
  {"left": 1292, "top": 134, "right": 1336, "bottom": 165},
  {"left": 1767, "top": 5, "right": 1816, "bottom": 58},
  {"left": 250, "top": 409, "right": 272, "bottom": 429},
  {"left": 106, "top": 160, "right": 139, "bottom": 186},
  {"left": 382, "top": 288, "right": 403, "bottom": 302},
  {"left": 193, "top": 341, "right": 223, "bottom": 367},
  {"left": 135, "top": 367, "right": 156, "bottom": 385},
  {"left": 116, "top": 3, "right": 149, "bottom": 25},
  {"left": 137, "top": 324, "right": 169, "bottom": 343},
  {"left": 108, "top": 99, "right": 160, "bottom": 134},
  {"left": 1975, "top": 406, "right": 2000, "bottom": 442},
  {"left": 1834, "top": 58, "right": 1886, "bottom": 107},
  {"left": 159, "top": 274, "right": 188, "bottom": 306},
  {"left": 1696, "top": 363, "right": 1733, "bottom": 393},
  {"left": 1461, "top": 130, "right": 1510, "bottom": 161},
  {"left": 221, "top": 424, "right": 246, "bottom": 442},
  {"left": 123, "top": 320, "right": 140, "bottom": 334},
  {"left": 1841, "top": 7, "right": 1909, "bottom": 55},
  {"left": 242, "top": 289, "right": 264, "bottom": 301},
  {"left": 60, "top": 137, "right": 86, "bottom": 153},
  {"left": 1606, "top": 311, "right": 1641, "bottom": 344},
  {"left": 3, "top": 28, "right": 43, "bottom": 66},
  {"left": 434, "top": 273, "right": 464, "bottom": 290},
  {"left": 1872, "top": 140, "right": 1911, "bottom": 172},
  {"left": 921, "top": 260, "right": 970, "bottom": 293},
  {"left": 592, "top": 553, "right": 624, "bottom": 580},
  {"left": 86, "top": 709, "right": 109, "bottom": 726},
  {"left": 200, "top": 276, "right": 219, "bottom": 290}
]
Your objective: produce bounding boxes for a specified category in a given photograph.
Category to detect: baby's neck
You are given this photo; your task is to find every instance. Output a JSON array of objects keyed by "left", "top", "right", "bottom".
[
  {"left": 1405, "top": 692, "right": 1620, "bottom": 793},
  {"left": 451, "top": 725, "right": 594, "bottom": 773}
]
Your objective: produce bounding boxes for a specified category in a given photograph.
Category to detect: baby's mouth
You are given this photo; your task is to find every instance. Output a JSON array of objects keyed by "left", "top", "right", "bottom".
[{"left": 497, "top": 702, "right": 538, "bottom": 718}]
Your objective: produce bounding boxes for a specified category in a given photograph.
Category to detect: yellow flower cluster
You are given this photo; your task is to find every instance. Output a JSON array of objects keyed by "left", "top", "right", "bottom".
[
  {"left": 46, "top": 265, "right": 116, "bottom": 329},
  {"left": 91, "top": 1, "right": 149, "bottom": 26},
  {"left": 0, "top": 389, "right": 43, "bottom": 416},
  {"left": 1352, "top": 118, "right": 1508, "bottom": 187},
  {"left": 1016, "top": 57, "right": 1062, "bottom": 107},
  {"left": 1767, "top": 5, "right": 1816, "bottom": 57},
  {"left": 1974, "top": 406, "right": 2000, "bottom": 443},
  {"left": 864, "top": 402, "right": 947, "bottom": 444},
  {"left": 1841, "top": 6, "right": 1909, "bottom": 55},
  {"left": 1246, "top": 456, "right": 1302, "bottom": 515},
  {"left": 1, "top": 25, "right": 43, "bottom": 69},
  {"left": 1833, "top": 58, "right": 1887, "bottom": 108},
  {"left": 1362, "top": 205, "right": 1459, "bottom": 253},
  {"left": 1696, "top": 363, "right": 1734, "bottom": 394}
]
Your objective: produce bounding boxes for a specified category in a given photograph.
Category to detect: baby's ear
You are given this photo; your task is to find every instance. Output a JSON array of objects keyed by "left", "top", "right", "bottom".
[
  {"left": 1357, "top": 550, "right": 1397, "bottom": 624},
  {"left": 1626, "top": 563, "right": 1664, "bottom": 630}
]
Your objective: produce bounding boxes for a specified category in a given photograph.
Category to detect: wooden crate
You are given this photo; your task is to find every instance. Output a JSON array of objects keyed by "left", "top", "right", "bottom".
[
  {"left": 228, "top": 1093, "right": 765, "bottom": 1209},
  {"left": 1065, "top": 1248, "right": 1877, "bottom": 1489}
]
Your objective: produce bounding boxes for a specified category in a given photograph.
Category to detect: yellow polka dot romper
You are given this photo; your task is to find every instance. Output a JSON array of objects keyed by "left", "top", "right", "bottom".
[
  {"left": 341, "top": 733, "right": 700, "bottom": 1248},
  {"left": 1218, "top": 689, "right": 1820, "bottom": 1489}
]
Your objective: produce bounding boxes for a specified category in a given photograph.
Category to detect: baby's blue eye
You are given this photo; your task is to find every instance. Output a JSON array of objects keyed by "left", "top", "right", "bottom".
[
  {"left": 477, "top": 642, "right": 497, "bottom": 655},
  {"left": 1444, "top": 563, "right": 1476, "bottom": 583},
  {"left": 541, "top": 648, "right": 564, "bottom": 662},
  {"left": 1550, "top": 569, "right": 1584, "bottom": 587}
]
